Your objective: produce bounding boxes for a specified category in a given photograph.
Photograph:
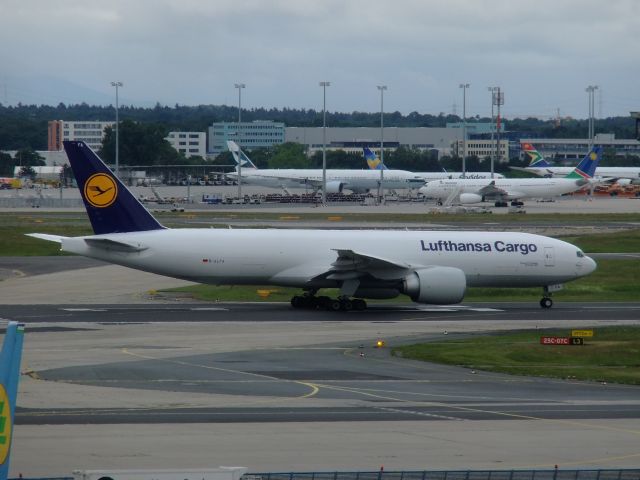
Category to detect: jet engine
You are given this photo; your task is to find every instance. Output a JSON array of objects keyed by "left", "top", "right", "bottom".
[
  {"left": 459, "top": 193, "right": 483, "bottom": 204},
  {"left": 402, "top": 267, "right": 466, "bottom": 304},
  {"left": 325, "top": 181, "right": 345, "bottom": 193},
  {"left": 615, "top": 178, "right": 632, "bottom": 186}
]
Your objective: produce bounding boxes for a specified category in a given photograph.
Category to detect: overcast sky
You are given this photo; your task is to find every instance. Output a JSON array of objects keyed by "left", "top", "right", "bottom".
[{"left": 1, "top": 0, "right": 639, "bottom": 119}]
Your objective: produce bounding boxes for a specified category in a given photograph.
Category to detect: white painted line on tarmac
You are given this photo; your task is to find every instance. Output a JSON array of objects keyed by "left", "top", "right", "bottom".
[
  {"left": 189, "top": 307, "right": 229, "bottom": 311},
  {"left": 60, "top": 308, "right": 107, "bottom": 312}
]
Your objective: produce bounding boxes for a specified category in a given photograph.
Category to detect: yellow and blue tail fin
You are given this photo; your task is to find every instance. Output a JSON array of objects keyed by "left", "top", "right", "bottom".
[
  {"left": 363, "top": 147, "right": 387, "bottom": 170},
  {"left": 63, "top": 141, "right": 165, "bottom": 235},
  {"left": 0, "top": 322, "right": 25, "bottom": 480},
  {"left": 565, "top": 146, "right": 602, "bottom": 180}
]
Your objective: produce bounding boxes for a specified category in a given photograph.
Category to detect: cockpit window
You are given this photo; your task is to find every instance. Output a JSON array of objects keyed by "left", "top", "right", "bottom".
[{"left": 576, "top": 250, "right": 585, "bottom": 258}]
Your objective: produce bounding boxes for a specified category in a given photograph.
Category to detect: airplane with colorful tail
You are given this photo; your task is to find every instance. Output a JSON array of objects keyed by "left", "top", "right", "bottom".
[
  {"left": 420, "top": 146, "right": 602, "bottom": 207},
  {"left": 362, "top": 147, "right": 504, "bottom": 180},
  {"left": 513, "top": 143, "right": 640, "bottom": 186},
  {"left": 0, "top": 322, "right": 25, "bottom": 480}
]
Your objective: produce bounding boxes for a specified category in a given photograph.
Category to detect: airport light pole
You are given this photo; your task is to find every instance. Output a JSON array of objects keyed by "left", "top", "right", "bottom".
[
  {"left": 235, "top": 83, "right": 245, "bottom": 201},
  {"left": 492, "top": 87, "right": 504, "bottom": 173},
  {"left": 377, "top": 85, "right": 387, "bottom": 204},
  {"left": 586, "top": 85, "right": 598, "bottom": 147},
  {"left": 110, "top": 81, "right": 123, "bottom": 178},
  {"left": 488, "top": 86, "right": 498, "bottom": 178},
  {"left": 320, "top": 81, "right": 330, "bottom": 206},
  {"left": 459, "top": 83, "right": 469, "bottom": 178}
]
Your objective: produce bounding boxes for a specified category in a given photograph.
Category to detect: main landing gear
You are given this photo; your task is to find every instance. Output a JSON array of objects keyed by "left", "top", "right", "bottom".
[
  {"left": 291, "top": 294, "right": 367, "bottom": 311},
  {"left": 540, "top": 286, "right": 553, "bottom": 309}
]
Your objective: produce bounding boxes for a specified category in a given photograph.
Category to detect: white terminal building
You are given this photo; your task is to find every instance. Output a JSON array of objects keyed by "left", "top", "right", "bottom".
[
  {"left": 48, "top": 120, "right": 114, "bottom": 152},
  {"left": 166, "top": 132, "right": 207, "bottom": 158}
]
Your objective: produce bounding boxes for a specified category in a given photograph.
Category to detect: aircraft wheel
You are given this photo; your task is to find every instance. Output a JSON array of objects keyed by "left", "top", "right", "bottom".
[
  {"left": 352, "top": 299, "right": 367, "bottom": 311},
  {"left": 329, "top": 299, "right": 342, "bottom": 312},
  {"left": 340, "top": 299, "right": 353, "bottom": 311},
  {"left": 291, "top": 296, "right": 303, "bottom": 309},
  {"left": 317, "top": 296, "right": 331, "bottom": 310},
  {"left": 540, "top": 297, "right": 553, "bottom": 309}
]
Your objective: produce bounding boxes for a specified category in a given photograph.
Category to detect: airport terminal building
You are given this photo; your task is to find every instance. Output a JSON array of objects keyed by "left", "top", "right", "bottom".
[
  {"left": 284, "top": 127, "right": 461, "bottom": 158},
  {"left": 520, "top": 134, "right": 640, "bottom": 161}
]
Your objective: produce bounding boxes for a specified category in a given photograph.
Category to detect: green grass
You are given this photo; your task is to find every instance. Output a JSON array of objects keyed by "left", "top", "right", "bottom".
[
  {"left": 0, "top": 213, "right": 92, "bottom": 256},
  {"left": 392, "top": 326, "right": 640, "bottom": 385}
]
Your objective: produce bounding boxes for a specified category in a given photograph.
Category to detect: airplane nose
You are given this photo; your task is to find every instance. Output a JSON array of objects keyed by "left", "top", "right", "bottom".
[{"left": 581, "top": 256, "right": 597, "bottom": 276}]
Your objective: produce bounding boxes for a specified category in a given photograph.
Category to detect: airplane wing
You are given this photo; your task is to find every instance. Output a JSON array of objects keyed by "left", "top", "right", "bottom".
[
  {"left": 324, "top": 249, "right": 414, "bottom": 281},
  {"left": 477, "top": 181, "right": 509, "bottom": 197}
]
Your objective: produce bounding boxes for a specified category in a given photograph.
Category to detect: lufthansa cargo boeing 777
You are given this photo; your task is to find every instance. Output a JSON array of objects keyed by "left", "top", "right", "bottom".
[{"left": 28, "top": 141, "right": 596, "bottom": 310}]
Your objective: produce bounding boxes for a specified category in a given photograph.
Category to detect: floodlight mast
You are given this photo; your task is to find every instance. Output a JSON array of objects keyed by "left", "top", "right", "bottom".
[
  {"left": 319, "top": 81, "right": 330, "bottom": 206},
  {"left": 377, "top": 85, "right": 387, "bottom": 204}
]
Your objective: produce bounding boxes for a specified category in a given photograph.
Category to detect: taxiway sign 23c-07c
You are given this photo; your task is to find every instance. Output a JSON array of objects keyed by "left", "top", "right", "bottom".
[{"left": 28, "top": 141, "right": 597, "bottom": 310}]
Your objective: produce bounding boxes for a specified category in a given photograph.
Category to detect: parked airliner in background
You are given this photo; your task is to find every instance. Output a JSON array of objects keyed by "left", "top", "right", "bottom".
[
  {"left": 420, "top": 147, "right": 602, "bottom": 207},
  {"left": 0, "top": 321, "right": 25, "bottom": 480},
  {"left": 513, "top": 143, "right": 640, "bottom": 185},
  {"left": 226, "top": 141, "right": 425, "bottom": 194},
  {"left": 363, "top": 147, "right": 505, "bottom": 180},
  {"left": 28, "top": 141, "right": 596, "bottom": 310}
]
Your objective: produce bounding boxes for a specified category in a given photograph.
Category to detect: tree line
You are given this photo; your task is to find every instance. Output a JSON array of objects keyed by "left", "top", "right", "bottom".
[{"left": 0, "top": 102, "right": 637, "bottom": 151}]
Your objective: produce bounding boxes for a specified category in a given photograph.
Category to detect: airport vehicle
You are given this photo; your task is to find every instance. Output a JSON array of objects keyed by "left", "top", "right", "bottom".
[
  {"left": 514, "top": 143, "right": 640, "bottom": 185},
  {"left": 363, "top": 147, "right": 505, "bottom": 180},
  {"left": 420, "top": 147, "right": 602, "bottom": 207},
  {"left": 28, "top": 141, "right": 597, "bottom": 310},
  {"left": 0, "top": 321, "right": 25, "bottom": 480},
  {"left": 226, "top": 141, "right": 426, "bottom": 193}
]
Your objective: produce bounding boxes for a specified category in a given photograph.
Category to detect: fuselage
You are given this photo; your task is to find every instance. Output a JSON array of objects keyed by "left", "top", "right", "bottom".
[
  {"left": 420, "top": 178, "right": 586, "bottom": 201},
  {"left": 59, "top": 229, "right": 596, "bottom": 292},
  {"left": 414, "top": 172, "right": 504, "bottom": 181},
  {"left": 228, "top": 168, "right": 425, "bottom": 191},
  {"left": 524, "top": 166, "right": 640, "bottom": 184}
]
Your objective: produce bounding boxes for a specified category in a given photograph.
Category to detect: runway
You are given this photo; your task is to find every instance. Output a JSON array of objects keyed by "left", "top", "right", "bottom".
[{"left": 2, "top": 252, "right": 640, "bottom": 474}]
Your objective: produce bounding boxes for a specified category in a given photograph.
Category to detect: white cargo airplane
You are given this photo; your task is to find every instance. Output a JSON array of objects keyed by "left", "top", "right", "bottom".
[
  {"left": 226, "top": 141, "right": 425, "bottom": 193},
  {"left": 28, "top": 141, "right": 596, "bottom": 310},
  {"left": 514, "top": 143, "right": 640, "bottom": 185},
  {"left": 420, "top": 147, "right": 602, "bottom": 207}
]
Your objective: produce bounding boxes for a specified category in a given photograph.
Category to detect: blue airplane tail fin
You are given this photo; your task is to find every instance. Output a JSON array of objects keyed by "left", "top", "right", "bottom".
[
  {"left": 63, "top": 141, "right": 165, "bottom": 235},
  {"left": 363, "top": 147, "right": 387, "bottom": 170},
  {"left": 0, "top": 322, "right": 25, "bottom": 480},
  {"left": 227, "top": 141, "right": 258, "bottom": 169},
  {"left": 565, "top": 146, "right": 602, "bottom": 180}
]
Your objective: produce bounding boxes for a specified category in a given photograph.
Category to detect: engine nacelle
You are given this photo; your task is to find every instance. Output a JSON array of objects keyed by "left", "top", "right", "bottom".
[
  {"left": 325, "top": 181, "right": 345, "bottom": 193},
  {"left": 353, "top": 288, "right": 400, "bottom": 299},
  {"left": 403, "top": 267, "right": 466, "bottom": 304},
  {"left": 459, "top": 193, "right": 483, "bottom": 204},
  {"left": 615, "top": 178, "right": 632, "bottom": 186}
]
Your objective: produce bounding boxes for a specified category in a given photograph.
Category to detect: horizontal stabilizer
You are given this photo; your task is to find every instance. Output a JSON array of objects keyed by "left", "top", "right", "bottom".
[{"left": 25, "top": 233, "right": 67, "bottom": 243}]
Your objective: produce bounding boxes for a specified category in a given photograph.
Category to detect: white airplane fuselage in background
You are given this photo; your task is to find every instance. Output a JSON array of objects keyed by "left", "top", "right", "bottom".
[
  {"left": 523, "top": 166, "right": 640, "bottom": 185},
  {"left": 227, "top": 168, "right": 425, "bottom": 193},
  {"left": 420, "top": 177, "right": 589, "bottom": 204}
]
